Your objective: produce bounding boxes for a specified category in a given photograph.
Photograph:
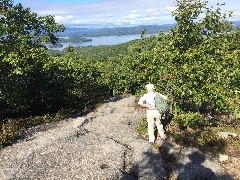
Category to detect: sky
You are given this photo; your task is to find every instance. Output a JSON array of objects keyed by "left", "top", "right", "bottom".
[{"left": 14, "top": 0, "right": 240, "bottom": 28}]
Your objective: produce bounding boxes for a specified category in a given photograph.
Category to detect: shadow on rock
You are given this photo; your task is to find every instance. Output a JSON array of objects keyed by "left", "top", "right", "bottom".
[
  {"left": 173, "top": 150, "right": 234, "bottom": 180},
  {"left": 120, "top": 148, "right": 165, "bottom": 180},
  {"left": 104, "top": 95, "right": 124, "bottom": 103},
  {"left": 177, "top": 151, "right": 217, "bottom": 180}
]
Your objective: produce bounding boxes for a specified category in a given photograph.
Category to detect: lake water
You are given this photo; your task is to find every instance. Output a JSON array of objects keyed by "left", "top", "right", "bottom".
[{"left": 47, "top": 34, "right": 145, "bottom": 51}]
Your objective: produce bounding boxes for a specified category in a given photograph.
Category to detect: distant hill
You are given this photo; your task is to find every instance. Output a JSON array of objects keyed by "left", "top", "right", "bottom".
[
  {"left": 231, "top": 20, "right": 240, "bottom": 27},
  {"left": 57, "top": 24, "right": 176, "bottom": 37},
  {"left": 57, "top": 20, "right": 240, "bottom": 38}
]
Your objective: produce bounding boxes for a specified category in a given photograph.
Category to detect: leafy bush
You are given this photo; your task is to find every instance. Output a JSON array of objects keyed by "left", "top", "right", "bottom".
[
  {"left": 0, "top": 0, "right": 64, "bottom": 118},
  {"left": 174, "top": 111, "right": 206, "bottom": 129},
  {"left": 170, "top": 127, "right": 228, "bottom": 155},
  {"left": 0, "top": 112, "right": 65, "bottom": 148},
  {"left": 109, "top": 0, "right": 240, "bottom": 121},
  {"left": 136, "top": 117, "right": 148, "bottom": 134}
]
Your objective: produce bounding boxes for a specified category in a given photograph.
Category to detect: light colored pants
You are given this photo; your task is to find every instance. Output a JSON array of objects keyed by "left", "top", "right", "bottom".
[{"left": 146, "top": 109, "right": 166, "bottom": 142}]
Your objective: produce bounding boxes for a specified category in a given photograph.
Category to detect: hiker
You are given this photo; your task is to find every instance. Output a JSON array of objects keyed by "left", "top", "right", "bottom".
[{"left": 138, "top": 83, "right": 167, "bottom": 144}]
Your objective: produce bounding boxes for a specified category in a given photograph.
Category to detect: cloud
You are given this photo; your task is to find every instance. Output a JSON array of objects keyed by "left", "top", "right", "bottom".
[
  {"left": 125, "top": 11, "right": 142, "bottom": 19},
  {"left": 15, "top": 0, "right": 240, "bottom": 28},
  {"left": 54, "top": 15, "right": 74, "bottom": 23},
  {"left": 166, "top": 6, "right": 176, "bottom": 12},
  {"left": 17, "top": 0, "right": 176, "bottom": 27}
]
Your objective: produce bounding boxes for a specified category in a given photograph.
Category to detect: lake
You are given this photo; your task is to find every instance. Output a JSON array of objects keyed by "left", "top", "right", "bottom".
[{"left": 47, "top": 34, "right": 146, "bottom": 51}]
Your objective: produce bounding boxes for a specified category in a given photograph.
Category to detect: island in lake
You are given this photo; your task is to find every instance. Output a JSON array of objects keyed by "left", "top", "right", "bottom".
[{"left": 47, "top": 36, "right": 92, "bottom": 48}]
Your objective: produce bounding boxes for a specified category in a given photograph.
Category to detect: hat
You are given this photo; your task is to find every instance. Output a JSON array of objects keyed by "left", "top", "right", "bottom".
[{"left": 145, "top": 84, "right": 154, "bottom": 90}]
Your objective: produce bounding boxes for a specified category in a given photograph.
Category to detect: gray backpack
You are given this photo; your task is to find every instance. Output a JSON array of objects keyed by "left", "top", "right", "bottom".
[{"left": 154, "top": 93, "right": 168, "bottom": 114}]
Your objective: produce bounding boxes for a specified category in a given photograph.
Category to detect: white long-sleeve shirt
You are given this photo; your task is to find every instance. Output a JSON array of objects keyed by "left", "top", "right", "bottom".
[{"left": 138, "top": 92, "right": 167, "bottom": 110}]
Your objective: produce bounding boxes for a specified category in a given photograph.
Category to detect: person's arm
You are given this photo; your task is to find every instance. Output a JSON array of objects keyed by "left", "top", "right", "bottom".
[
  {"left": 138, "top": 95, "right": 146, "bottom": 106},
  {"left": 138, "top": 94, "right": 153, "bottom": 109}
]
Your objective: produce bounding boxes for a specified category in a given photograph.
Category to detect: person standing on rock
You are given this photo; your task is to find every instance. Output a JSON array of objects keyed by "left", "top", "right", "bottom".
[{"left": 138, "top": 83, "right": 167, "bottom": 144}]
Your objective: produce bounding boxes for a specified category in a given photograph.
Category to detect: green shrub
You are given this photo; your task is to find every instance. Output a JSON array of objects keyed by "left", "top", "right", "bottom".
[
  {"left": 136, "top": 117, "right": 148, "bottom": 134},
  {"left": 175, "top": 111, "right": 206, "bottom": 129},
  {"left": 170, "top": 127, "right": 227, "bottom": 155},
  {"left": 0, "top": 112, "right": 67, "bottom": 148}
]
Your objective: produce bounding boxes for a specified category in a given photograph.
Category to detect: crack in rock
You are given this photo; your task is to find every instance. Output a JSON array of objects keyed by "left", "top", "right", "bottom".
[{"left": 106, "top": 136, "right": 134, "bottom": 176}]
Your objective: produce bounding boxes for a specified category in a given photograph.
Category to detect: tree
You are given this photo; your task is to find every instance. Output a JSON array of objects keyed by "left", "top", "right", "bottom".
[
  {"left": 110, "top": 0, "right": 239, "bottom": 120},
  {"left": 153, "top": 0, "right": 240, "bottom": 117},
  {"left": 0, "top": 0, "right": 64, "bottom": 118},
  {"left": 0, "top": 0, "right": 64, "bottom": 72}
]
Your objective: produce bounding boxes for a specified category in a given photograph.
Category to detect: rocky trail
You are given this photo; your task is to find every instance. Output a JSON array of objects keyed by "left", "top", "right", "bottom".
[{"left": 0, "top": 96, "right": 237, "bottom": 179}]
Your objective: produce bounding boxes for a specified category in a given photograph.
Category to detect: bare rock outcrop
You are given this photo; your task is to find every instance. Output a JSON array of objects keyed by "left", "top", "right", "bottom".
[
  {"left": 0, "top": 96, "right": 234, "bottom": 180},
  {"left": 0, "top": 96, "right": 165, "bottom": 180}
]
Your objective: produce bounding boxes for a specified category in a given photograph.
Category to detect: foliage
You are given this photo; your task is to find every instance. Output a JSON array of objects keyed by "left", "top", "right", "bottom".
[
  {"left": 110, "top": 34, "right": 161, "bottom": 94},
  {"left": 170, "top": 126, "right": 228, "bottom": 155},
  {"left": 0, "top": 0, "right": 64, "bottom": 117},
  {"left": 109, "top": 0, "right": 240, "bottom": 120},
  {"left": 72, "top": 43, "right": 129, "bottom": 61},
  {"left": 0, "top": 112, "right": 67, "bottom": 148},
  {"left": 0, "top": 1, "right": 109, "bottom": 120},
  {"left": 136, "top": 117, "right": 148, "bottom": 134},
  {"left": 50, "top": 47, "right": 110, "bottom": 111},
  {"left": 161, "top": 0, "right": 239, "bottom": 116},
  {"left": 174, "top": 111, "right": 206, "bottom": 128},
  {"left": 47, "top": 42, "right": 130, "bottom": 59}
]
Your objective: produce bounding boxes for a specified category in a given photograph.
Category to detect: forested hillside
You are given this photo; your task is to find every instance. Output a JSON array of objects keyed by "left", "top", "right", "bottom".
[{"left": 0, "top": 0, "right": 239, "bottom": 154}]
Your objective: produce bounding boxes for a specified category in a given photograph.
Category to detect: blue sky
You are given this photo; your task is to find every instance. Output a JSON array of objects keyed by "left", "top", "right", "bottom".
[{"left": 14, "top": 0, "right": 240, "bottom": 28}]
